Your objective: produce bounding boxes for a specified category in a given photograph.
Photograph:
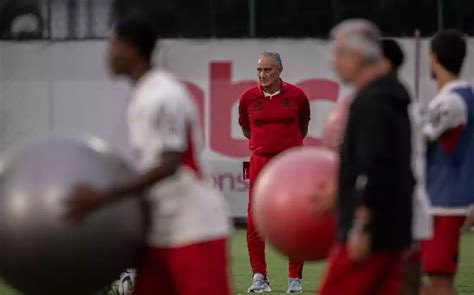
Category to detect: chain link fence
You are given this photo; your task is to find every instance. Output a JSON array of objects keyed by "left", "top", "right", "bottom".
[
  {"left": 1, "top": 0, "right": 113, "bottom": 40},
  {"left": 2, "top": 0, "right": 474, "bottom": 40}
]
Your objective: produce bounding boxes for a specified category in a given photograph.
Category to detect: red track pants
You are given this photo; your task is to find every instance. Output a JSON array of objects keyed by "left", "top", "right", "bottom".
[
  {"left": 134, "top": 239, "right": 231, "bottom": 295},
  {"left": 247, "top": 153, "right": 304, "bottom": 279}
]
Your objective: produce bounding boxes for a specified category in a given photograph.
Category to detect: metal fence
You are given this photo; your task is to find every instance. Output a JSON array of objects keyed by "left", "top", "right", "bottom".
[
  {"left": 42, "top": 0, "right": 112, "bottom": 39},
  {"left": 1, "top": 0, "right": 112, "bottom": 40},
  {"left": 2, "top": 0, "right": 473, "bottom": 40}
]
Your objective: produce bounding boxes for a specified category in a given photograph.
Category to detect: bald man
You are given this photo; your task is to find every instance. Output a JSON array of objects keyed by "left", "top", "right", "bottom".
[{"left": 239, "top": 52, "right": 310, "bottom": 293}]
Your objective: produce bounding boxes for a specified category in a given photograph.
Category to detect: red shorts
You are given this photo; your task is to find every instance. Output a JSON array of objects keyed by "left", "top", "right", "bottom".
[
  {"left": 402, "top": 245, "right": 421, "bottom": 264},
  {"left": 134, "top": 238, "right": 231, "bottom": 295},
  {"left": 318, "top": 244, "right": 403, "bottom": 295},
  {"left": 420, "top": 215, "right": 465, "bottom": 276}
]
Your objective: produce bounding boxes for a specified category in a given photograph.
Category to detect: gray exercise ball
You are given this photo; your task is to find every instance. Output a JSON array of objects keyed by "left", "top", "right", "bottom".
[{"left": 0, "top": 137, "right": 147, "bottom": 295}]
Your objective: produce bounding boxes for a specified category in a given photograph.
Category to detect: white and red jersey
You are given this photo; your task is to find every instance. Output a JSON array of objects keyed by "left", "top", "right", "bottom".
[
  {"left": 128, "top": 70, "right": 231, "bottom": 247},
  {"left": 423, "top": 80, "right": 468, "bottom": 143},
  {"left": 128, "top": 70, "right": 203, "bottom": 173},
  {"left": 423, "top": 80, "right": 474, "bottom": 214}
]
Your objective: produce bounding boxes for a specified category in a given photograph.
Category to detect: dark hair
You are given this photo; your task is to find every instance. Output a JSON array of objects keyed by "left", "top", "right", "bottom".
[
  {"left": 114, "top": 17, "right": 158, "bottom": 62},
  {"left": 381, "top": 39, "right": 404, "bottom": 72},
  {"left": 431, "top": 30, "right": 466, "bottom": 75}
]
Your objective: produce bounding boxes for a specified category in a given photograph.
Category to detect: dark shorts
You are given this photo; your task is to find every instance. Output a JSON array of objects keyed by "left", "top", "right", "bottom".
[{"left": 421, "top": 215, "right": 466, "bottom": 276}]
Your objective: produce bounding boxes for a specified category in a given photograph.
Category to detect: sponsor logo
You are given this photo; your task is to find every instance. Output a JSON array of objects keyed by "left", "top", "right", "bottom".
[{"left": 211, "top": 172, "right": 249, "bottom": 192}]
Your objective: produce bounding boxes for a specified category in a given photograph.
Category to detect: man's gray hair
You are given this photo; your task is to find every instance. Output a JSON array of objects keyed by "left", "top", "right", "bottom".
[
  {"left": 331, "top": 19, "right": 382, "bottom": 63},
  {"left": 258, "top": 51, "right": 283, "bottom": 69}
]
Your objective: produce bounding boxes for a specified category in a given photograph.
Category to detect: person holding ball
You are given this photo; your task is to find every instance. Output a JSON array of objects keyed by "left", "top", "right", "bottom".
[{"left": 67, "top": 17, "right": 232, "bottom": 295}]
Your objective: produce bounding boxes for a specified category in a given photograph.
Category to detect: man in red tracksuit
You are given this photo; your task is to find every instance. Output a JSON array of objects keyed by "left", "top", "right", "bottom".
[{"left": 239, "top": 51, "right": 310, "bottom": 293}]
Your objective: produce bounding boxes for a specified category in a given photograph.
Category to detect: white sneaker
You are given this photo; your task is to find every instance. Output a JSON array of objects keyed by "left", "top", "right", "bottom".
[
  {"left": 108, "top": 269, "right": 137, "bottom": 295},
  {"left": 247, "top": 273, "right": 271, "bottom": 293},
  {"left": 287, "top": 278, "right": 303, "bottom": 293}
]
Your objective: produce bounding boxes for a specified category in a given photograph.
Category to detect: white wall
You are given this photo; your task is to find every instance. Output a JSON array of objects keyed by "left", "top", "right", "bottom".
[{"left": 1, "top": 39, "right": 474, "bottom": 217}]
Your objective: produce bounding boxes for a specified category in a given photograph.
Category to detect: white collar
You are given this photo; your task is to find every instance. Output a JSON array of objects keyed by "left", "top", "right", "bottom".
[
  {"left": 440, "top": 80, "right": 469, "bottom": 94},
  {"left": 263, "top": 89, "right": 281, "bottom": 98}
]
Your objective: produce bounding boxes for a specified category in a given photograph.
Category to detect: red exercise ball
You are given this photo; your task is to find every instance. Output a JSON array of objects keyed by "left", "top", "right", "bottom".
[{"left": 252, "top": 147, "right": 338, "bottom": 261}]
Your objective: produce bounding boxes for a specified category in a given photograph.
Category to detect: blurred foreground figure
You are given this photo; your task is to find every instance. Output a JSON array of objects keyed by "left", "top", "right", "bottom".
[
  {"left": 0, "top": 137, "right": 146, "bottom": 295},
  {"left": 321, "top": 93, "right": 352, "bottom": 151},
  {"left": 317, "top": 19, "right": 414, "bottom": 295},
  {"left": 380, "top": 38, "right": 434, "bottom": 295},
  {"left": 420, "top": 29, "right": 474, "bottom": 295},
  {"left": 67, "top": 17, "right": 232, "bottom": 295},
  {"left": 323, "top": 37, "right": 434, "bottom": 295}
]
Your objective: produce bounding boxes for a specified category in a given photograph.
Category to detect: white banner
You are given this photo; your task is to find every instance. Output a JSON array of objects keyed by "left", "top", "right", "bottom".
[{"left": 1, "top": 39, "right": 474, "bottom": 217}]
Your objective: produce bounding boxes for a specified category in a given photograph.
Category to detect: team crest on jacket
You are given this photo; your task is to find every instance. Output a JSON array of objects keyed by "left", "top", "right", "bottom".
[{"left": 254, "top": 100, "right": 263, "bottom": 111}]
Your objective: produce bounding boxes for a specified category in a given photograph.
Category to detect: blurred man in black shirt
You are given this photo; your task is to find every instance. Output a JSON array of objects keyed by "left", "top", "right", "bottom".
[
  {"left": 379, "top": 39, "right": 404, "bottom": 75},
  {"left": 380, "top": 38, "right": 434, "bottom": 295},
  {"left": 318, "top": 20, "right": 414, "bottom": 295}
]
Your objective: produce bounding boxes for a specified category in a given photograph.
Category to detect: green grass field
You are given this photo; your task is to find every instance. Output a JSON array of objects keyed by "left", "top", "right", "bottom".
[
  {"left": 0, "top": 230, "right": 473, "bottom": 295},
  {"left": 232, "top": 230, "right": 474, "bottom": 294}
]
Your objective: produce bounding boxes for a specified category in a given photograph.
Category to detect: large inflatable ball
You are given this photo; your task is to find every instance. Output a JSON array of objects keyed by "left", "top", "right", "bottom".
[
  {"left": 0, "top": 137, "right": 147, "bottom": 295},
  {"left": 253, "top": 147, "right": 338, "bottom": 261}
]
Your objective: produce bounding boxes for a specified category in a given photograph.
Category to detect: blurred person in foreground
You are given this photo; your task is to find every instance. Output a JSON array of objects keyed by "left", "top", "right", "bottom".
[
  {"left": 321, "top": 40, "right": 408, "bottom": 152},
  {"left": 420, "top": 29, "right": 474, "bottom": 295},
  {"left": 67, "top": 17, "right": 232, "bottom": 295},
  {"left": 320, "top": 89, "right": 353, "bottom": 151},
  {"left": 321, "top": 36, "right": 433, "bottom": 295},
  {"left": 317, "top": 19, "right": 414, "bottom": 295},
  {"left": 238, "top": 52, "right": 310, "bottom": 293},
  {"left": 321, "top": 35, "right": 431, "bottom": 295},
  {"left": 380, "top": 38, "right": 434, "bottom": 295}
]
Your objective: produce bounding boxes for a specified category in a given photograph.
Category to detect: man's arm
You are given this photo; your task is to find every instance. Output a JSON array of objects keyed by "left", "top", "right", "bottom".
[
  {"left": 300, "top": 123, "right": 309, "bottom": 138},
  {"left": 68, "top": 83, "right": 189, "bottom": 221},
  {"left": 239, "top": 95, "right": 251, "bottom": 139},
  {"left": 298, "top": 93, "right": 311, "bottom": 138},
  {"left": 347, "top": 98, "right": 399, "bottom": 261},
  {"left": 242, "top": 126, "right": 251, "bottom": 139},
  {"left": 104, "top": 151, "right": 181, "bottom": 197},
  {"left": 423, "top": 92, "right": 467, "bottom": 149},
  {"left": 463, "top": 205, "right": 474, "bottom": 231},
  {"left": 68, "top": 151, "right": 182, "bottom": 220},
  {"left": 353, "top": 99, "right": 398, "bottom": 218}
]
